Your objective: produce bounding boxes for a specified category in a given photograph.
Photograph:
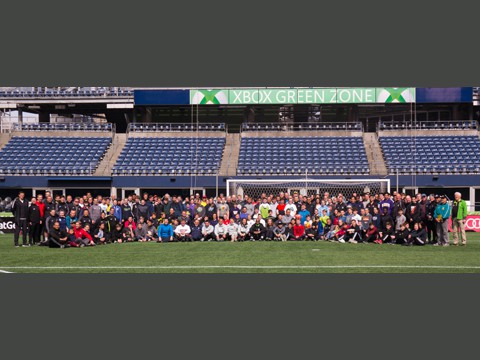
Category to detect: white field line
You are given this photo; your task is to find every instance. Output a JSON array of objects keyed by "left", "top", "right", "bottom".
[
  {"left": 0, "top": 269, "right": 13, "bottom": 273},
  {"left": 0, "top": 265, "right": 479, "bottom": 270}
]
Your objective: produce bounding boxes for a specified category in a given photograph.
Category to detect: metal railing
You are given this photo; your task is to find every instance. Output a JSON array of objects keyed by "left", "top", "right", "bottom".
[
  {"left": 126, "top": 122, "right": 227, "bottom": 134},
  {"left": 12, "top": 122, "right": 115, "bottom": 133},
  {"left": 0, "top": 87, "right": 133, "bottom": 98},
  {"left": 379, "top": 120, "right": 478, "bottom": 131},
  {"left": 240, "top": 122, "right": 363, "bottom": 132},
  {"left": 111, "top": 166, "right": 220, "bottom": 176},
  {"left": 0, "top": 117, "right": 37, "bottom": 133},
  {"left": 0, "top": 162, "right": 100, "bottom": 177}
]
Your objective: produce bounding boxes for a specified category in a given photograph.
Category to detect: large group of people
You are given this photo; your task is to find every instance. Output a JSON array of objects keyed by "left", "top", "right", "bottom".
[{"left": 10, "top": 188, "right": 468, "bottom": 248}]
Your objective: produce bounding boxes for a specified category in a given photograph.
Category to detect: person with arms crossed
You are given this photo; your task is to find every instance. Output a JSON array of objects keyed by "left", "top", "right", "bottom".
[{"left": 451, "top": 192, "right": 468, "bottom": 246}]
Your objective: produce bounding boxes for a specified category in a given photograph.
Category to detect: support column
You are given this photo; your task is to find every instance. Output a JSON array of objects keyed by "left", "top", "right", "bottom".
[
  {"left": 17, "top": 108, "right": 23, "bottom": 125},
  {"left": 145, "top": 107, "right": 153, "bottom": 123},
  {"left": 469, "top": 187, "right": 475, "bottom": 212}
]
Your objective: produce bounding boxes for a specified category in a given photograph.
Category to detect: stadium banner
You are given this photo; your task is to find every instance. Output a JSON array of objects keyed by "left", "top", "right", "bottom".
[
  {"left": 416, "top": 87, "right": 473, "bottom": 103},
  {"left": 190, "top": 87, "right": 416, "bottom": 105},
  {"left": 448, "top": 215, "right": 480, "bottom": 232},
  {"left": 134, "top": 89, "right": 190, "bottom": 105},
  {"left": 0, "top": 215, "right": 16, "bottom": 234}
]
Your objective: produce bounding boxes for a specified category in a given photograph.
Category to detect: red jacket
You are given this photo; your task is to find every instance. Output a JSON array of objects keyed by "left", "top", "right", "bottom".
[
  {"left": 366, "top": 226, "right": 379, "bottom": 237},
  {"left": 37, "top": 202, "right": 45, "bottom": 219},
  {"left": 124, "top": 220, "right": 136, "bottom": 230},
  {"left": 74, "top": 228, "right": 93, "bottom": 241},
  {"left": 336, "top": 225, "right": 349, "bottom": 237},
  {"left": 293, "top": 224, "right": 305, "bottom": 237}
]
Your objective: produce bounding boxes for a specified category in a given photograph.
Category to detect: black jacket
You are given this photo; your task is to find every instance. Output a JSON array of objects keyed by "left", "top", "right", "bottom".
[
  {"left": 44, "top": 201, "right": 56, "bottom": 215},
  {"left": 12, "top": 198, "right": 29, "bottom": 222},
  {"left": 28, "top": 204, "right": 42, "bottom": 224},
  {"left": 56, "top": 202, "right": 68, "bottom": 215},
  {"left": 105, "top": 215, "right": 119, "bottom": 233}
]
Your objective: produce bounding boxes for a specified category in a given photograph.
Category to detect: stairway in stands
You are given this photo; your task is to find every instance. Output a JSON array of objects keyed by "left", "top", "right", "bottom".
[
  {"left": 94, "top": 133, "right": 127, "bottom": 176},
  {"left": 218, "top": 133, "right": 240, "bottom": 176},
  {"left": 363, "top": 132, "right": 388, "bottom": 176}
]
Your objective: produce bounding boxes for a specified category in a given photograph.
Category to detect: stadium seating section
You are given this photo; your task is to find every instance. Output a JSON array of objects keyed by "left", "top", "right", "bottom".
[
  {"left": 237, "top": 137, "right": 369, "bottom": 175},
  {"left": 0, "top": 88, "right": 132, "bottom": 97},
  {"left": 0, "top": 137, "right": 111, "bottom": 175},
  {"left": 112, "top": 137, "right": 225, "bottom": 175},
  {"left": 379, "top": 136, "right": 480, "bottom": 174}
]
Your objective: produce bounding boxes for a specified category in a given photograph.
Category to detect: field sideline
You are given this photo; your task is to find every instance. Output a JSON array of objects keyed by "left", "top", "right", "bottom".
[{"left": 0, "top": 233, "right": 479, "bottom": 273}]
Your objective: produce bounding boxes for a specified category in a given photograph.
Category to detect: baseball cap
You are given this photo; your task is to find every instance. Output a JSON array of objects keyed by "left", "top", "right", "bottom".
[
  {"left": 440, "top": 195, "right": 447, "bottom": 199},
  {"left": 434, "top": 195, "right": 439, "bottom": 199},
  {"left": 421, "top": 194, "right": 427, "bottom": 198},
  {"left": 202, "top": 195, "right": 207, "bottom": 198}
]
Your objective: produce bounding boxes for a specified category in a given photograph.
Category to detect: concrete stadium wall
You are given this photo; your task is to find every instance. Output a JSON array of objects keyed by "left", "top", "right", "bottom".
[{"left": 1, "top": 174, "right": 479, "bottom": 190}]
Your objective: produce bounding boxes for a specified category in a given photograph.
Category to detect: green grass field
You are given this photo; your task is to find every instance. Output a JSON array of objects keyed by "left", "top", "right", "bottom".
[{"left": 1, "top": 233, "right": 479, "bottom": 273}]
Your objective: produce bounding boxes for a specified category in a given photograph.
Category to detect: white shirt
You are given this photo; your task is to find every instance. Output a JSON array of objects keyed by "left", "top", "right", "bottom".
[
  {"left": 174, "top": 224, "right": 191, "bottom": 235},
  {"left": 214, "top": 223, "right": 227, "bottom": 236},
  {"left": 285, "top": 203, "right": 297, "bottom": 216}
]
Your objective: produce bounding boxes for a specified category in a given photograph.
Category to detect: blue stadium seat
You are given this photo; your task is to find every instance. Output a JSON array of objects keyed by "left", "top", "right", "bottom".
[
  {"left": 237, "top": 136, "right": 369, "bottom": 175},
  {"left": 379, "top": 135, "right": 480, "bottom": 174},
  {"left": 0, "top": 136, "right": 111, "bottom": 176}
]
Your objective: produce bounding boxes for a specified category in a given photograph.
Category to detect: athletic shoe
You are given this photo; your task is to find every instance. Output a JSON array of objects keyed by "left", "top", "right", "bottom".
[
  {"left": 433, "top": 243, "right": 440, "bottom": 246},
  {"left": 461, "top": 243, "right": 467, "bottom": 246},
  {"left": 443, "top": 243, "right": 450, "bottom": 247},
  {"left": 22, "top": 244, "right": 30, "bottom": 247},
  {"left": 348, "top": 239, "right": 358, "bottom": 244},
  {"left": 15, "top": 245, "right": 20, "bottom": 248},
  {"left": 453, "top": 243, "right": 458, "bottom": 246},
  {"left": 338, "top": 238, "right": 345, "bottom": 243},
  {"left": 60, "top": 245, "right": 65, "bottom": 249}
]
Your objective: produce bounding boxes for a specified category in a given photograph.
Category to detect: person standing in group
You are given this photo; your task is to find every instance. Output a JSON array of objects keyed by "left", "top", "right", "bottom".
[
  {"left": 28, "top": 197, "right": 42, "bottom": 245},
  {"left": 426, "top": 194, "right": 438, "bottom": 244},
  {"left": 451, "top": 192, "right": 468, "bottom": 246},
  {"left": 433, "top": 195, "right": 451, "bottom": 247},
  {"left": 12, "top": 191, "right": 30, "bottom": 247}
]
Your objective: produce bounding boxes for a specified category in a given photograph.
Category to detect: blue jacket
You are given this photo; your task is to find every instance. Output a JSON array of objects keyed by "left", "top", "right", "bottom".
[
  {"left": 434, "top": 202, "right": 451, "bottom": 221},
  {"left": 66, "top": 216, "right": 77, "bottom": 229},
  {"left": 158, "top": 223, "right": 174, "bottom": 238},
  {"left": 298, "top": 209, "right": 310, "bottom": 224},
  {"left": 58, "top": 217, "right": 67, "bottom": 231},
  {"left": 113, "top": 205, "right": 122, "bottom": 222},
  {"left": 190, "top": 225, "right": 202, "bottom": 239}
]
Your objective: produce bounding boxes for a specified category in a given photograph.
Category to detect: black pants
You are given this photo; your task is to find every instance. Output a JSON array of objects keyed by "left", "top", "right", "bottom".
[
  {"left": 29, "top": 222, "right": 42, "bottom": 244},
  {"left": 426, "top": 220, "right": 437, "bottom": 243},
  {"left": 365, "top": 234, "right": 378, "bottom": 243},
  {"left": 250, "top": 231, "right": 264, "bottom": 240},
  {"left": 395, "top": 236, "right": 407, "bottom": 245},
  {"left": 14, "top": 219, "right": 28, "bottom": 246},
  {"left": 203, "top": 233, "right": 215, "bottom": 241}
]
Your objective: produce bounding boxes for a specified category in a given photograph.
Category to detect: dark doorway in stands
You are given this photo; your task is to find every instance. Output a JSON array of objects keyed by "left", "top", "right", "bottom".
[{"left": 65, "top": 189, "right": 111, "bottom": 198}]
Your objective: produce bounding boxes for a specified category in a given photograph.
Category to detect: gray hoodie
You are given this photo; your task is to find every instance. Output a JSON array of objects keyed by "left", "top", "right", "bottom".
[{"left": 89, "top": 204, "right": 102, "bottom": 222}]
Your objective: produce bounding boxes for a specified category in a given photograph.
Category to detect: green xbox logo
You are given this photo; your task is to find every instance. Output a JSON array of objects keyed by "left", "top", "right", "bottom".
[
  {"left": 190, "top": 89, "right": 229, "bottom": 105},
  {"left": 376, "top": 88, "right": 415, "bottom": 103}
]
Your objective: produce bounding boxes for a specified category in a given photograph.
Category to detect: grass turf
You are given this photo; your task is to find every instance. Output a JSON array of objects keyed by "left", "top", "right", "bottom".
[{"left": 0, "top": 233, "right": 479, "bottom": 273}]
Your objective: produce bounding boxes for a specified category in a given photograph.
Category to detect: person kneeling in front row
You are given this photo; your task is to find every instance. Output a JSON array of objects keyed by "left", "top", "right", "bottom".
[
  {"left": 157, "top": 218, "right": 174, "bottom": 243},
  {"left": 48, "top": 221, "right": 69, "bottom": 248},
  {"left": 406, "top": 222, "right": 427, "bottom": 246},
  {"left": 201, "top": 220, "right": 216, "bottom": 241}
]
